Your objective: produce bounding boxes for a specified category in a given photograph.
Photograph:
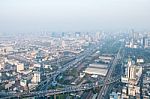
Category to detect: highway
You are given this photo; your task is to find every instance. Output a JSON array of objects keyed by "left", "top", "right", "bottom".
[
  {"left": 36, "top": 43, "right": 99, "bottom": 91},
  {"left": 0, "top": 41, "right": 123, "bottom": 98},
  {"left": 97, "top": 44, "right": 123, "bottom": 99},
  {"left": 0, "top": 76, "right": 120, "bottom": 99}
]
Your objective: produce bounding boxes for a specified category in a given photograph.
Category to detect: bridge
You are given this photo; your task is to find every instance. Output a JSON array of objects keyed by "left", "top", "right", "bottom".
[{"left": 0, "top": 76, "right": 120, "bottom": 99}]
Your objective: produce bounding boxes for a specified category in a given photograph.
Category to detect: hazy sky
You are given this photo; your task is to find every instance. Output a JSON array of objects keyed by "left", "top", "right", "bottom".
[{"left": 0, "top": 0, "right": 150, "bottom": 33}]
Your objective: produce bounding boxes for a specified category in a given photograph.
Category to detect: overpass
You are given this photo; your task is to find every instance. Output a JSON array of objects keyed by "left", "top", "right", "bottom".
[
  {"left": 0, "top": 76, "right": 120, "bottom": 99},
  {"left": 97, "top": 43, "right": 123, "bottom": 99},
  {"left": 0, "top": 41, "right": 122, "bottom": 98},
  {"left": 36, "top": 44, "right": 99, "bottom": 91}
]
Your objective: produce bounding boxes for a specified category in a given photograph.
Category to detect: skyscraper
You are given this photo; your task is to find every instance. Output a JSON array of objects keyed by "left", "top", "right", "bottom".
[
  {"left": 127, "top": 58, "right": 132, "bottom": 78},
  {"left": 31, "top": 72, "right": 41, "bottom": 83},
  {"left": 127, "top": 58, "right": 136, "bottom": 80}
]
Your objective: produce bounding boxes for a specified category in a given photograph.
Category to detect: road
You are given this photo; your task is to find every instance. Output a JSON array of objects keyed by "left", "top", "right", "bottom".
[
  {"left": 37, "top": 43, "right": 99, "bottom": 91},
  {"left": 97, "top": 44, "right": 123, "bottom": 99},
  {"left": 0, "top": 76, "right": 120, "bottom": 99}
]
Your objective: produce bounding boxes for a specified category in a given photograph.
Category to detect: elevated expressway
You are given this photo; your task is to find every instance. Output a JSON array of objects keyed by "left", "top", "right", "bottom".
[
  {"left": 35, "top": 43, "right": 100, "bottom": 91},
  {"left": 97, "top": 44, "right": 123, "bottom": 99},
  {"left": 0, "top": 76, "right": 120, "bottom": 99},
  {"left": 0, "top": 42, "right": 123, "bottom": 98}
]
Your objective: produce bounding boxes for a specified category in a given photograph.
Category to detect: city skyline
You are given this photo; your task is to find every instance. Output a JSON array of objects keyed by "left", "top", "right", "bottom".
[{"left": 0, "top": 1, "right": 150, "bottom": 99}]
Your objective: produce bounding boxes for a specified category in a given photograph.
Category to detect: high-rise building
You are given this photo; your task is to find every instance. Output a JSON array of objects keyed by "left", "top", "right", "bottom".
[
  {"left": 127, "top": 58, "right": 136, "bottom": 80},
  {"left": 16, "top": 63, "right": 24, "bottom": 72},
  {"left": 129, "top": 66, "right": 136, "bottom": 80},
  {"left": 127, "top": 58, "right": 132, "bottom": 78},
  {"left": 31, "top": 72, "right": 41, "bottom": 83},
  {"left": 0, "top": 60, "right": 4, "bottom": 70},
  {"left": 127, "top": 66, "right": 136, "bottom": 80},
  {"left": 95, "top": 32, "right": 101, "bottom": 41},
  {"left": 131, "top": 30, "right": 139, "bottom": 41},
  {"left": 144, "top": 37, "right": 150, "bottom": 48},
  {"left": 128, "top": 85, "right": 140, "bottom": 96},
  {"left": 121, "top": 58, "right": 142, "bottom": 98}
]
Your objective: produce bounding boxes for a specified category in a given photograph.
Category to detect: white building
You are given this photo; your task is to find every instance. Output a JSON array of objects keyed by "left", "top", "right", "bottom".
[
  {"left": 7, "top": 59, "right": 19, "bottom": 65},
  {"left": 128, "top": 85, "right": 140, "bottom": 96},
  {"left": 31, "top": 72, "right": 41, "bottom": 83},
  {"left": 99, "top": 56, "right": 113, "bottom": 60},
  {"left": 16, "top": 63, "right": 24, "bottom": 72},
  {"left": 5, "top": 81, "right": 15, "bottom": 89},
  {"left": 137, "top": 58, "right": 144, "bottom": 63},
  {"left": 84, "top": 68, "right": 108, "bottom": 76},
  {"left": 0, "top": 45, "right": 13, "bottom": 54},
  {"left": 84, "top": 63, "right": 108, "bottom": 76},
  {"left": 0, "top": 61, "right": 4, "bottom": 70},
  {"left": 129, "top": 66, "right": 136, "bottom": 80},
  {"left": 20, "top": 79, "right": 27, "bottom": 87},
  {"left": 28, "top": 83, "right": 38, "bottom": 90},
  {"left": 121, "top": 77, "right": 128, "bottom": 83},
  {"left": 89, "top": 63, "right": 108, "bottom": 69}
]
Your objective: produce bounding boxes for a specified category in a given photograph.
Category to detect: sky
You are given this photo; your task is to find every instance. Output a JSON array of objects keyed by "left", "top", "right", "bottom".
[{"left": 0, "top": 0, "right": 150, "bottom": 33}]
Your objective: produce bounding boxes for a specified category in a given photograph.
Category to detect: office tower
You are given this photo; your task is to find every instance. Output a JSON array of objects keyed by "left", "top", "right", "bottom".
[
  {"left": 144, "top": 37, "right": 150, "bottom": 48},
  {"left": 127, "top": 58, "right": 136, "bottom": 80},
  {"left": 127, "top": 58, "right": 132, "bottom": 78},
  {"left": 129, "top": 66, "right": 136, "bottom": 80},
  {"left": 31, "top": 72, "right": 41, "bottom": 83}
]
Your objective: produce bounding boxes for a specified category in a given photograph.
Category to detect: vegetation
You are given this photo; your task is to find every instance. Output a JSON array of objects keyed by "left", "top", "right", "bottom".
[
  {"left": 124, "top": 48, "right": 150, "bottom": 63},
  {"left": 57, "top": 68, "right": 78, "bottom": 85},
  {"left": 101, "top": 39, "right": 121, "bottom": 54}
]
